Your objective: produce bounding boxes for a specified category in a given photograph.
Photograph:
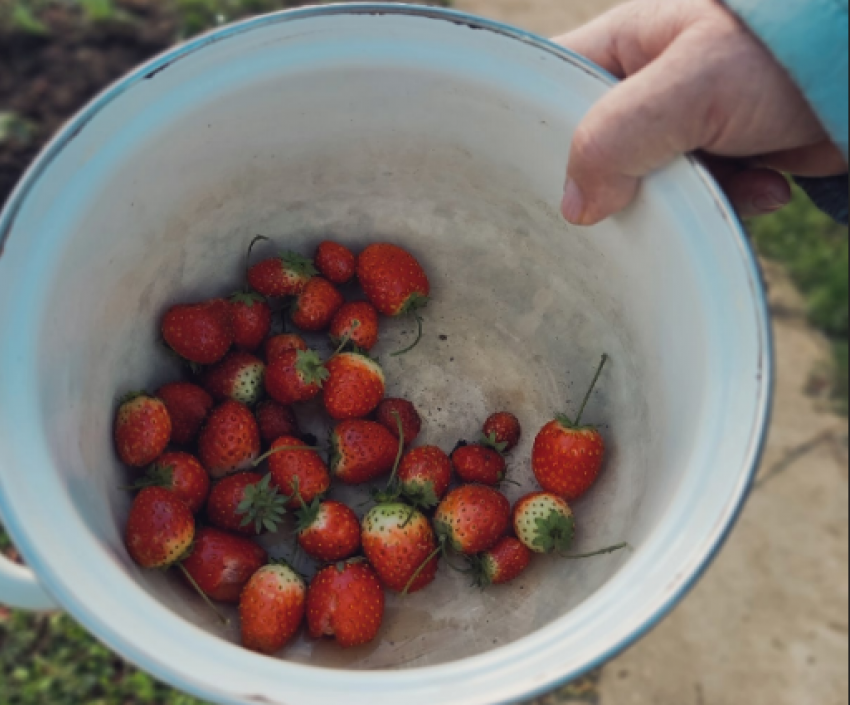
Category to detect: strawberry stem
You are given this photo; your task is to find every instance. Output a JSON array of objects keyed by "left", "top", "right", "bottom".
[
  {"left": 246, "top": 235, "right": 270, "bottom": 282},
  {"left": 383, "top": 411, "right": 406, "bottom": 492},
  {"left": 391, "top": 314, "right": 424, "bottom": 358},
  {"left": 176, "top": 563, "right": 229, "bottom": 626},
  {"left": 401, "top": 543, "right": 444, "bottom": 597},
  {"left": 562, "top": 542, "right": 628, "bottom": 560},
  {"left": 253, "top": 445, "right": 323, "bottom": 467},
  {"left": 574, "top": 354, "right": 609, "bottom": 427}
]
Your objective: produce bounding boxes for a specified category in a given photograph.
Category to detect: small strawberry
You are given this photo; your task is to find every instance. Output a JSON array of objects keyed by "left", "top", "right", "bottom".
[
  {"left": 156, "top": 382, "right": 213, "bottom": 446},
  {"left": 357, "top": 243, "right": 430, "bottom": 355},
  {"left": 255, "top": 400, "right": 300, "bottom": 445},
  {"left": 397, "top": 446, "right": 452, "bottom": 509},
  {"left": 240, "top": 562, "right": 307, "bottom": 654},
  {"left": 532, "top": 355, "right": 609, "bottom": 501},
  {"left": 114, "top": 393, "right": 172, "bottom": 468},
  {"left": 467, "top": 536, "right": 532, "bottom": 587},
  {"left": 265, "top": 349, "right": 328, "bottom": 406},
  {"left": 434, "top": 485, "right": 511, "bottom": 555},
  {"left": 229, "top": 291, "right": 272, "bottom": 352},
  {"left": 261, "top": 436, "right": 331, "bottom": 510},
  {"left": 294, "top": 492, "right": 361, "bottom": 563},
  {"left": 375, "top": 398, "right": 422, "bottom": 446},
  {"left": 330, "top": 302, "right": 380, "bottom": 352},
  {"left": 201, "top": 351, "right": 266, "bottom": 406},
  {"left": 451, "top": 443, "right": 507, "bottom": 486},
  {"left": 362, "top": 504, "right": 440, "bottom": 594},
  {"left": 307, "top": 560, "right": 385, "bottom": 648},
  {"left": 198, "top": 400, "right": 261, "bottom": 478},
  {"left": 125, "top": 487, "right": 194, "bottom": 568},
  {"left": 207, "top": 472, "right": 286, "bottom": 535},
  {"left": 161, "top": 299, "right": 233, "bottom": 365},
  {"left": 262, "top": 334, "right": 309, "bottom": 363},
  {"left": 181, "top": 526, "right": 267, "bottom": 603},
  {"left": 323, "top": 352, "right": 385, "bottom": 420},
  {"left": 512, "top": 491, "right": 627, "bottom": 558},
  {"left": 290, "top": 277, "right": 344, "bottom": 332},
  {"left": 483, "top": 412, "right": 522, "bottom": 452},
  {"left": 315, "top": 241, "right": 357, "bottom": 285},
  {"left": 128, "top": 451, "right": 210, "bottom": 514},
  {"left": 248, "top": 251, "right": 317, "bottom": 298},
  {"left": 330, "top": 420, "right": 398, "bottom": 485}
]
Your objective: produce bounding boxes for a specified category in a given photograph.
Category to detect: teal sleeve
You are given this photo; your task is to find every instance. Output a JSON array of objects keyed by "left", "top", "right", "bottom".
[{"left": 725, "top": 0, "right": 849, "bottom": 161}]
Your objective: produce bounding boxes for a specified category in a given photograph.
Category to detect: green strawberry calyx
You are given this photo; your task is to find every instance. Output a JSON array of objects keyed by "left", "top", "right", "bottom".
[
  {"left": 236, "top": 473, "right": 288, "bottom": 534},
  {"left": 230, "top": 289, "right": 267, "bottom": 307},
  {"left": 279, "top": 251, "right": 319, "bottom": 279},
  {"left": 532, "top": 511, "right": 576, "bottom": 554},
  {"left": 401, "top": 479, "right": 441, "bottom": 511},
  {"left": 125, "top": 463, "right": 174, "bottom": 492},
  {"left": 290, "top": 477, "right": 323, "bottom": 534},
  {"left": 296, "top": 349, "right": 330, "bottom": 387},
  {"left": 465, "top": 553, "right": 496, "bottom": 590},
  {"left": 119, "top": 390, "right": 151, "bottom": 406},
  {"left": 480, "top": 431, "right": 509, "bottom": 455}
]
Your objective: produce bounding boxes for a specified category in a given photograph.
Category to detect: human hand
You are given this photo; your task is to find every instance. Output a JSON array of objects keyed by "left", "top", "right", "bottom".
[{"left": 555, "top": 0, "right": 848, "bottom": 225}]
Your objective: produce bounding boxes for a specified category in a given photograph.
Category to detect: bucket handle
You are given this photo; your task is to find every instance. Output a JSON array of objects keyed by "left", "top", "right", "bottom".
[{"left": 0, "top": 551, "right": 58, "bottom": 611}]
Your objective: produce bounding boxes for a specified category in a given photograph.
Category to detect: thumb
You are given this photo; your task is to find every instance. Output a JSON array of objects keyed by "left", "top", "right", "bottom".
[{"left": 562, "top": 34, "right": 720, "bottom": 226}]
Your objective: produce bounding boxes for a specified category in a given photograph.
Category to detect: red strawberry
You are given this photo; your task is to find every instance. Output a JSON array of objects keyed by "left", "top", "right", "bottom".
[
  {"left": 330, "top": 302, "right": 380, "bottom": 352},
  {"left": 357, "top": 243, "right": 430, "bottom": 354},
  {"left": 263, "top": 436, "right": 331, "bottom": 510},
  {"left": 291, "top": 277, "right": 345, "bottom": 332},
  {"left": 397, "top": 446, "right": 452, "bottom": 510},
  {"left": 248, "top": 252, "right": 317, "bottom": 298},
  {"left": 240, "top": 562, "right": 307, "bottom": 654},
  {"left": 434, "top": 485, "right": 511, "bottom": 555},
  {"left": 262, "top": 334, "right": 309, "bottom": 363},
  {"left": 362, "top": 503, "right": 439, "bottom": 594},
  {"left": 323, "top": 352, "right": 385, "bottom": 420},
  {"left": 295, "top": 497, "right": 361, "bottom": 563},
  {"left": 129, "top": 451, "right": 210, "bottom": 514},
  {"left": 114, "top": 393, "right": 172, "bottom": 468},
  {"left": 201, "top": 351, "right": 266, "bottom": 407},
  {"left": 468, "top": 536, "right": 532, "bottom": 587},
  {"left": 229, "top": 291, "right": 272, "bottom": 352},
  {"left": 307, "top": 560, "right": 384, "bottom": 648},
  {"left": 451, "top": 444, "right": 507, "bottom": 486},
  {"left": 315, "top": 241, "right": 357, "bottom": 285},
  {"left": 181, "top": 527, "right": 267, "bottom": 603},
  {"left": 125, "top": 487, "right": 194, "bottom": 568},
  {"left": 161, "top": 299, "right": 233, "bottom": 365},
  {"left": 375, "top": 398, "right": 422, "bottom": 446},
  {"left": 330, "top": 420, "right": 398, "bottom": 485},
  {"left": 198, "top": 400, "right": 261, "bottom": 478},
  {"left": 483, "top": 412, "right": 522, "bottom": 452},
  {"left": 156, "top": 382, "right": 213, "bottom": 446},
  {"left": 207, "top": 472, "right": 286, "bottom": 535},
  {"left": 532, "top": 355, "right": 608, "bottom": 501},
  {"left": 265, "top": 349, "right": 328, "bottom": 405},
  {"left": 255, "top": 401, "right": 300, "bottom": 445}
]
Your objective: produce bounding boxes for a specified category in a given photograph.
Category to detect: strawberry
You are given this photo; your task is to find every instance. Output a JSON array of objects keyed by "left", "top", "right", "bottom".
[
  {"left": 125, "top": 487, "right": 194, "bottom": 568},
  {"left": 156, "top": 382, "right": 213, "bottom": 446},
  {"left": 397, "top": 446, "right": 452, "bottom": 510},
  {"left": 262, "top": 334, "right": 308, "bottom": 363},
  {"left": 532, "top": 355, "right": 608, "bottom": 501},
  {"left": 330, "top": 420, "right": 398, "bottom": 485},
  {"left": 451, "top": 444, "right": 507, "bottom": 486},
  {"left": 315, "top": 241, "right": 357, "bottom": 285},
  {"left": 362, "top": 504, "right": 440, "bottom": 594},
  {"left": 330, "top": 302, "right": 380, "bottom": 352},
  {"left": 240, "top": 562, "right": 307, "bottom": 654},
  {"left": 128, "top": 451, "right": 210, "bottom": 514},
  {"left": 295, "top": 496, "right": 361, "bottom": 563},
  {"left": 248, "top": 251, "right": 317, "bottom": 298},
  {"left": 262, "top": 436, "right": 331, "bottom": 510},
  {"left": 483, "top": 412, "right": 522, "bottom": 452},
  {"left": 323, "top": 352, "right": 385, "bottom": 420},
  {"left": 265, "top": 349, "right": 328, "bottom": 406},
  {"left": 207, "top": 472, "right": 286, "bottom": 535},
  {"left": 161, "top": 299, "right": 233, "bottom": 365},
  {"left": 307, "top": 560, "right": 385, "bottom": 648},
  {"left": 229, "top": 291, "right": 272, "bottom": 352},
  {"left": 201, "top": 351, "right": 266, "bottom": 407},
  {"left": 114, "top": 393, "right": 172, "bottom": 468},
  {"left": 198, "top": 400, "right": 261, "bottom": 478},
  {"left": 357, "top": 243, "right": 430, "bottom": 355},
  {"left": 468, "top": 536, "right": 532, "bottom": 587},
  {"left": 181, "top": 526, "right": 267, "bottom": 603},
  {"left": 255, "top": 401, "right": 300, "bottom": 445},
  {"left": 375, "top": 398, "right": 422, "bottom": 446},
  {"left": 434, "top": 485, "right": 511, "bottom": 555},
  {"left": 291, "top": 277, "right": 345, "bottom": 332}
]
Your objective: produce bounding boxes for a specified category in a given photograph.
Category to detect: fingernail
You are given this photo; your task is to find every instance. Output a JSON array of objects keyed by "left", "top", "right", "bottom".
[
  {"left": 753, "top": 190, "right": 788, "bottom": 214},
  {"left": 562, "top": 180, "right": 586, "bottom": 224}
]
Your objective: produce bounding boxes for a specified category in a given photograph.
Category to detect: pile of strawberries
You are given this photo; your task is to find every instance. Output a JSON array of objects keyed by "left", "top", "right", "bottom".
[{"left": 116, "top": 238, "right": 624, "bottom": 655}]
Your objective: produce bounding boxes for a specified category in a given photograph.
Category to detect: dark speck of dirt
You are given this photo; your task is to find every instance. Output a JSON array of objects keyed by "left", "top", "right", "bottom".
[{"left": 439, "top": 335, "right": 448, "bottom": 341}]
